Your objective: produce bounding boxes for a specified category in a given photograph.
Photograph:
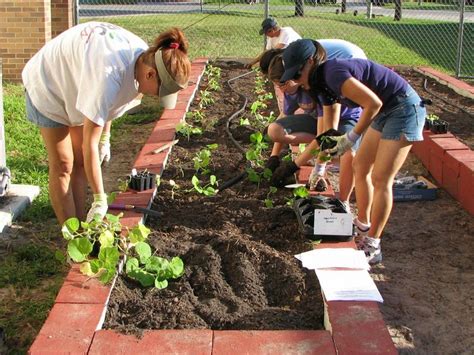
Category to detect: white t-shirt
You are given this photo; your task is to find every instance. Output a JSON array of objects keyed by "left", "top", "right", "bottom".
[
  {"left": 265, "top": 27, "right": 301, "bottom": 50},
  {"left": 22, "top": 22, "right": 148, "bottom": 127}
]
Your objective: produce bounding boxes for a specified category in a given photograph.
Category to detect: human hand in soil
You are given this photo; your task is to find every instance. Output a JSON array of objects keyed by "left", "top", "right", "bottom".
[
  {"left": 271, "top": 161, "right": 299, "bottom": 187},
  {"left": 326, "top": 131, "right": 360, "bottom": 157},
  {"left": 265, "top": 155, "right": 280, "bottom": 172},
  {"left": 86, "top": 193, "right": 108, "bottom": 222},
  {"left": 99, "top": 132, "right": 111, "bottom": 164}
]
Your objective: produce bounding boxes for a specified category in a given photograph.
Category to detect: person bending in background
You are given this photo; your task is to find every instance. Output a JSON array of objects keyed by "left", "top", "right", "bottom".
[
  {"left": 272, "top": 39, "right": 426, "bottom": 264},
  {"left": 22, "top": 22, "right": 191, "bottom": 224},
  {"left": 263, "top": 39, "right": 366, "bottom": 206}
]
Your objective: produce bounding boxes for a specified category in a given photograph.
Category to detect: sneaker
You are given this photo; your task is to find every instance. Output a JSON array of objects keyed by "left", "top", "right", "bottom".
[
  {"left": 353, "top": 218, "right": 370, "bottom": 247},
  {"left": 358, "top": 237, "right": 382, "bottom": 265}
]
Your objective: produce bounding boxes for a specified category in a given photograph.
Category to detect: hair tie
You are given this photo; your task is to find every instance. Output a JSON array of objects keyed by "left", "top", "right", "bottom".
[{"left": 169, "top": 42, "right": 179, "bottom": 49}]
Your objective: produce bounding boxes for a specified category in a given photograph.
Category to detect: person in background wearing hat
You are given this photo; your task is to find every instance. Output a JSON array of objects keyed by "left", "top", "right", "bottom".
[
  {"left": 22, "top": 22, "right": 191, "bottom": 225},
  {"left": 246, "top": 17, "right": 301, "bottom": 69},
  {"left": 271, "top": 39, "right": 426, "bottom": 264}
]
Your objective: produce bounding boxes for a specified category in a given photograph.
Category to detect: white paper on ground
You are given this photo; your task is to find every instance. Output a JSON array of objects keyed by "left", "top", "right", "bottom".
[
  {"left": 315, "top": 269, "right": 384, "bottom": 303},
  {"left": 295, "top": 248, "right": 369, "bottom": 270}
]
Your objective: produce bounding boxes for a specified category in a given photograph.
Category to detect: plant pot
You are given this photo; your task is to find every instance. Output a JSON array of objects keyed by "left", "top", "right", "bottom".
[
  {"left": 424, "top": 119, "right": 433, "bottom": 130},
  {"left": 316, "top": 128, "right": 343, "bottom": 151},
  {"left": 128, "top": 171, "right": 156, "bottom": 191},
  {"left": 430, "top": 120, "right": 449, "bottom": 134}
]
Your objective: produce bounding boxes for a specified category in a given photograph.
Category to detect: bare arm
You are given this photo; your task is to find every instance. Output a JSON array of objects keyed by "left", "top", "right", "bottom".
[
  {"left": 322, "top": 103, "right": 341, "bottom": 131},
  {"left": 83, "top": 119, "right": 105, "bottom": 194},
  {"left": 340, "top": 78, "right": 383, "bottom": 135}
]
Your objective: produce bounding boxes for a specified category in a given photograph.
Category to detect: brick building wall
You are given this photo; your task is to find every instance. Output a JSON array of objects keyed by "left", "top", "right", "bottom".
[{"left": 0, "top": 0, "right": 73, "bottom": 82}]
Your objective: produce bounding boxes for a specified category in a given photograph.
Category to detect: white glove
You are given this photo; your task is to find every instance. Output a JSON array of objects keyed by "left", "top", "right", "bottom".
[
  {"left": 86, "top": 193, "right": 108, "bottom": 222},
  {"left": 326, "top": 131, "right": 360, "bottom": 157},
  {"left": 309, "top": 163, "right": 326, "bottom": 191},
  {"left": 99, "top": 132, "right": 111, "bottom": 164}
]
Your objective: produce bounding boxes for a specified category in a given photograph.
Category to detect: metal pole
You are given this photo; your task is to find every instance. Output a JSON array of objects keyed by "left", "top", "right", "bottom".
[
  {"left": 264, "top": 0, "right": 269, "bottom": 50},
  {"left": 455, "top": 0, "right": 466, "bottom": 77},
  {"left": 366, "top": 0, "right": 372, "bottom": 19},
  {"left": 74, "top": 0, "right": 79, "bottom": 26},
  {"left": 0, "top": 59, "right": 5, "bottom": 167}
]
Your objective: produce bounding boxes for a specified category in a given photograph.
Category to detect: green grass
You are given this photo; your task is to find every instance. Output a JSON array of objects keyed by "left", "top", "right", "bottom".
[{"left": 85, "top": 12, "right": 473, "bottom": 76}]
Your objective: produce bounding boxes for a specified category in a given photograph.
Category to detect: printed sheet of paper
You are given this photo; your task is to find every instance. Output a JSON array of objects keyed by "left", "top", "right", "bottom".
[
  {"left": 315, "top": 269, "right": 383, "bottom": 303},
  {"left": 295, "top": 248, "right": 370, "bottom": 270}
]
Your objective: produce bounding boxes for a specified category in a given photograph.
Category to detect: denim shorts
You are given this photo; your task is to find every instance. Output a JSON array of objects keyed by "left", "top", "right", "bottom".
[
  {"left": 371, "top": 86, "right": 426, "bottom": 141},
  {"left": 338, "top": 119, "right": 360, "bottom": 151},
  {"left": 25, "top": 91, "right": 65, "bottom": 128}
]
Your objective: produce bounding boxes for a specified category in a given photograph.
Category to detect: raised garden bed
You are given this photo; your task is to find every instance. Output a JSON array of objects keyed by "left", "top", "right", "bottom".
[{"left": 103, "top": 61, "right": 325, "bottom": 334}]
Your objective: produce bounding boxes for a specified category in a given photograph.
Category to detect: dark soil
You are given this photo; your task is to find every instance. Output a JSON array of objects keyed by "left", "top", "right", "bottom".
[
  {"left": 102, "top": 60, "right": 474, "bottom": 352},
  {"left": 104, "top": 60, "right": 325, "bottom": 334}
]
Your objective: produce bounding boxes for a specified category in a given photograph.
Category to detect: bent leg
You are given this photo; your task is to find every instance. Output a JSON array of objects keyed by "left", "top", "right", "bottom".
[
  {"left": 40, "top": 127, "right": 76, "bottom": 224},
  {"left": 369, "top": 138, "right": 412, "bottom": 238},
  {"left": 338, "top": 150, "right": 355, "bottom": 203}
]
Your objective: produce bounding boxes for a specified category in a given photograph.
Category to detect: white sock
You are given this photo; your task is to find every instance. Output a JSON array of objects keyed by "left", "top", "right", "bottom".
[{"left": 354, "top": 217, "right": 370, "bottom": 231}]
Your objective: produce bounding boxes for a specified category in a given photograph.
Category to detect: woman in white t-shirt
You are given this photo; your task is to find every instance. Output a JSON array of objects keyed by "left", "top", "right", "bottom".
[{"left": 22, "top": 22, "right": 191, "bottom": 224}]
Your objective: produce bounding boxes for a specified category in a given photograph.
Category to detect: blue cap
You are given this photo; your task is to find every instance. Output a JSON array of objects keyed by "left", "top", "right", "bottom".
[
  {"left": 280, "top": 39, "right": 316, "bottom": 83},
  {"left": 260, "top": 17, "right": 277, "bottom": 35}
]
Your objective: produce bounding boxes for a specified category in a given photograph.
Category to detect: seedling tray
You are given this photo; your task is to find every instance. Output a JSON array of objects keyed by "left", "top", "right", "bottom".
[
  {"left": 128, "top": 171, "right": 156, "bottom": 191},
  {"left": 393, "top": 176, "right": 437, "bottom": 202},
  {"left": 293, "top": 195, "right": 353, "bottom": 240}
]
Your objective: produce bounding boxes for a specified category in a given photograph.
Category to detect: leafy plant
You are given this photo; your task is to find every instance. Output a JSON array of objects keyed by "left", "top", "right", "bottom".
[
  {"left": 61, "top": 214, "right": 150, "bottom": 284},
  {"left": 264, "top": 186, "right": 278, "bottom": 208},
  {"left": 193, "top": 143, "right": 218, "bottom": 175},
  {"left": 208, "top": 77, "right": 221, "bottom": 91},
  {"left": 239, "top": 117, "right": 250, "bottom": 126},
  {"left": 126, "top": 244, "right": 184, "bottom": 289},
  {"left": 199, "top": 89, "right": 214, "bottom": 109},
  {"left": 426, "top": 113, "right": 439, "bottom": 121},
  {"left": 246, "top": 167, "right": 272, "bottom": 187},
  {"left": 191, "top": 175, "right": 218, "bottom": 196},
  {"left": 176, "top": 122, "right": 203, "bottom": 141},
  {"left": 286, "top": 186, "right": 310, "bottom": 206},
  {"left": 186, "top": 109, "right": 206, "bottom": 124},
  {"left": 245, "top": 132, "right": 269, "bottom": 168}
]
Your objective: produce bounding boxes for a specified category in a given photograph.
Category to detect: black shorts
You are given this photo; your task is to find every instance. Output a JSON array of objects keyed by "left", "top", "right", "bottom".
[{"left": 275, "top": 114, "right": 317, "bottom": 135}]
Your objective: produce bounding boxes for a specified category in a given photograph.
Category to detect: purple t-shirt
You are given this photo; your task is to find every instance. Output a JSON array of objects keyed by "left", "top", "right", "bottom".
[
  {"left": 285, "top": 87, "right": 361, "bottom": 121},
  {"left": 319, "top": 59, "right": 408, "bottom": 109}
]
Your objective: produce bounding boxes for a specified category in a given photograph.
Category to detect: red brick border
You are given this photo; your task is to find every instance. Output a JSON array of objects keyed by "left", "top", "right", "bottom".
[{"left": 32, "top": 62, "right": 473, "bottom": 353}]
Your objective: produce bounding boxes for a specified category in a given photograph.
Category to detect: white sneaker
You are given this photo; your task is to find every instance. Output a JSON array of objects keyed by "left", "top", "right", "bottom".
[
  {"left": 353, "top": 218, "right": 370, "bottom": 247},
  {"left": 358, "top": 237, "right": 382, "bottom": 265}
]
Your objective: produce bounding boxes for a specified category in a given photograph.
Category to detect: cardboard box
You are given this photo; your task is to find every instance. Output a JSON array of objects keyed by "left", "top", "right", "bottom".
[
  {"left": 393, "top": 176, "right": 437, "bottom": 202},
  {"left": 314, "top": 209, "right": 353, "bottom": 236}
]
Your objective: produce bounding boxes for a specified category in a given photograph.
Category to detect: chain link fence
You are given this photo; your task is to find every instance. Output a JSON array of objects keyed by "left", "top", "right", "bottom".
[{"left": 78, "top": 0, "right": 473, "bottom": 78}]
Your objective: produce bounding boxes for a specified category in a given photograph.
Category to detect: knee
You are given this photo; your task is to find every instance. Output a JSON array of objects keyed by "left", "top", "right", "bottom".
[
  {"left": 267, "top": 123, "right": 284, "bottom": 142},
  {"left": 352, "top": 155, "right": 368, "bottom": 178},
  {"left": 371, "top": 172, "right": 392, "bottom": 189},
  {"left": 52, "top": 159, "right": 74, "bottom": 177}
]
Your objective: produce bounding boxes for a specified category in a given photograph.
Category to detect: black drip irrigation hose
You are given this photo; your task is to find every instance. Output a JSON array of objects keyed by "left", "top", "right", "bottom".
[
  {"left": 217, "top": 70, "right": 256, "bottom": 193},
  {"left": 423, "top": 78, "right": 474, "bottom": 118}
]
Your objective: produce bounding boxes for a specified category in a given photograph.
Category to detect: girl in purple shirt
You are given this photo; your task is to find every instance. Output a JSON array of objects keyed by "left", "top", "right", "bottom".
[{"left": 272, "top": 39, "right": 427, "bottom": 264}]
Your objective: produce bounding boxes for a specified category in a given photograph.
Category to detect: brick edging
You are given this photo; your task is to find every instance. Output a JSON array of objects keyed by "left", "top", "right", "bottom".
[{"left": 32, "top": 61, "right": 473, "bottom": 354}]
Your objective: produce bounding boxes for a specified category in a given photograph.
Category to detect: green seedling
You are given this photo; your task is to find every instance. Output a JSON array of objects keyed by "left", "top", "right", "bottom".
[
  {"left": 125, "top": 242, "right": 184, "bottom": 289},
  {"left": 199, "top": 89, "right": 214, "bottom": 108},
  {"left": 426, "top": 114, "right": 439, "bottom": 121},
  {"left": 240, "top": 117, "right": 250, "bottom": 126},
  {"left": 286, "top": 186, "right": 310, "bottom": 206},
  {"left": 193, "top": 143, "right": 218, "bottom": 175},
  {"left": 246, "top": 167, "right": 272, "bottom": 188},
  {"left": 176, "top": 122, "right": 203, "bottom": 141},
  {"left": 191, "top": 175, "right": 218, "bottom": 196},
  {"left": 62, "top": 215, "right": 151, "bottom": 285},
  {"left": 205, "top": 64, "right": 221, "bottom": 79},
  {"left": 169, "top": 179, "right": 179, "bottom": 199},
  {"left": 257, "top": 92, "right": 273, "bottom": 102},
  {"left": 246, "top": 132, "right": 269, "bottom": 168},
  {"left": 208, "top": 77, "right": 221, "bottom": 91},
  {"left": 250, "top": 100, "right": 267, "bottom": 115},
  {"left": 264, "top": 186, "right": 278, "bottom": 208},
  {"left": 186, "top": 109, "right": 206, "bottom": 124}
]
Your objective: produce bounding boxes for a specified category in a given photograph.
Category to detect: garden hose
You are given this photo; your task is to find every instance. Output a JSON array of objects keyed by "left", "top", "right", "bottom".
[
  {"left": 218, "top": 70, "right": 256, "bottom": 192},
  {"left": 423, "top": 78, "right": 473, "bottom": 118}
]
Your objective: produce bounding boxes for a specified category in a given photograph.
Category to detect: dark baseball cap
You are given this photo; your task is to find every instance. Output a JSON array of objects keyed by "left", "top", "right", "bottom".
[
  {"left": 259, "top": 17, "right": 277, "bottom": 35},
  {"left": 280, "top": 39, "right": 316, "bottom": 83}
]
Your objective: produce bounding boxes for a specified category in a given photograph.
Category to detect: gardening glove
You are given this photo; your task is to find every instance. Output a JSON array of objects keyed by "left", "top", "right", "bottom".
[
  {"left": 271, "top": 161, "right": 299, "bottom": 187},
  {"left": 86, "top": 193, "right": 108, "bottom": 222},
  {"left": 326, "top": 130, "right": 360, "bottom": 158},
  {"left": 99, "top": 132, "right": 111, "bottom": 164},
  {"left": 265, "top": 155, "right": 281, "bottom": 172},
  {"left": 308, "top": 163, "right": 328, "bottom": 191}
]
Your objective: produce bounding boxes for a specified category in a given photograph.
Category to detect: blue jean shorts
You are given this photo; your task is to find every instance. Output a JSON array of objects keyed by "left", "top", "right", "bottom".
[
  {"left": 25, "top": 91, "right": 65, "bottom": 128},
  {"left": 371, "top": 86, "right": 426, "bottom": 142},
  {"left": 338, "top": 119, "right": 361, "bottom": 151}
]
